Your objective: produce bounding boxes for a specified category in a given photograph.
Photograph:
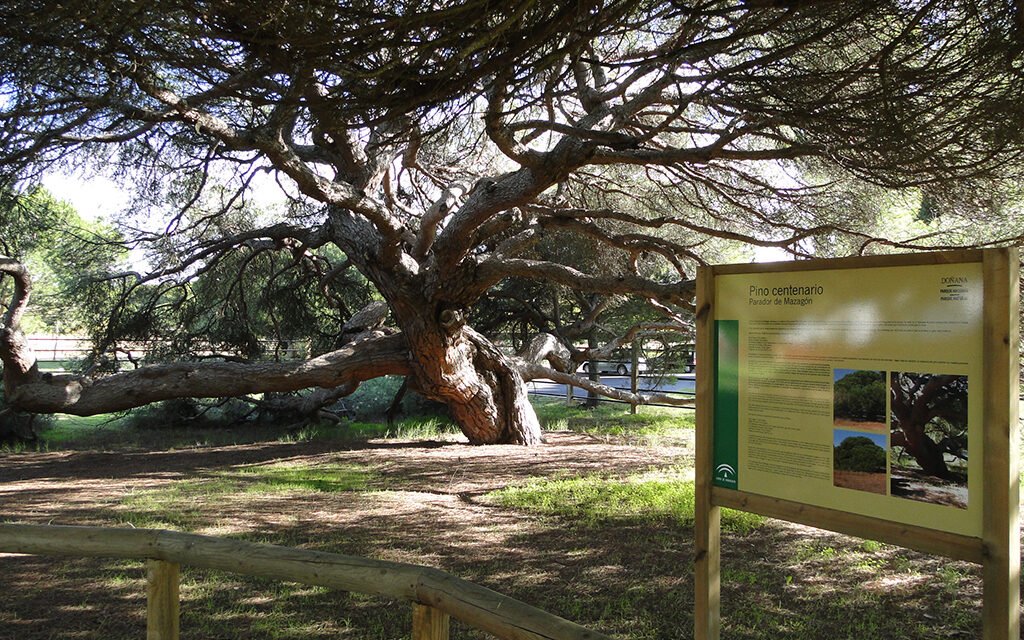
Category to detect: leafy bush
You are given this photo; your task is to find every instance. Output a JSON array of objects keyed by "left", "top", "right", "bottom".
[
  {"left": 0, "top": 386, "right": 53, "bottom": 445},
  {"left": 121, "top": 397, "right": 253, "bottom": 430},
  {"left": 345, "top": 376, "right": 449, "bottom": 421},
  {"left": 834, "top": 436, "right": 886, "bottom": 473},
  {"left": 834, "top": 370, "right": 885, "bottom": 422},
  {"left": 123, "top": 378, "right": 452, "bottom": 429}
]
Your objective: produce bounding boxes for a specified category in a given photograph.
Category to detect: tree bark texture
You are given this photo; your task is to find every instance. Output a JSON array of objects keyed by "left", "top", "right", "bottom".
[{"left": 395, "top": 310, "right": 542, "bottom": 445}]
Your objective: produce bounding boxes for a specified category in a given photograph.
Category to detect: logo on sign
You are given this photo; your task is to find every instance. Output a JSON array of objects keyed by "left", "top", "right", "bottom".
[
  {"left": 939, "top": 275, "right": 969, "bottom": 301},
  {"left": 714, "top": 463, "right": 737, "bottom": 486}
]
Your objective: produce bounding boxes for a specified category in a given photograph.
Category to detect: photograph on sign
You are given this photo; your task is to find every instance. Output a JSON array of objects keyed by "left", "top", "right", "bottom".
[
  {"left": 832, "top": 429, "right": 887, "bottom": 495},
  {"left": 889, "top": 371, "right": 968, "bottom": 510},
  {"left": 712, "top": 261, "right": 983, "bottom": 537}
]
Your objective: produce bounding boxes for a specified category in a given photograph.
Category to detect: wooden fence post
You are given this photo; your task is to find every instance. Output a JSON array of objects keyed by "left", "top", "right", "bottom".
[
  {"left": 630, "top": 342, "right": 639, "bottom": 414},
  {"left": 147, "top": 559, "right": 180, "bottom": 640},
  {"left": 412, "top": 603, "right": 450, "bottom": 640}
]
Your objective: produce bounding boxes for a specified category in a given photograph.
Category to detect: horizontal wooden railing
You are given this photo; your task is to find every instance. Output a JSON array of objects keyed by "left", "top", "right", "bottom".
[{"left": 0, "top": 523, "right": 613, "bottom": 640}]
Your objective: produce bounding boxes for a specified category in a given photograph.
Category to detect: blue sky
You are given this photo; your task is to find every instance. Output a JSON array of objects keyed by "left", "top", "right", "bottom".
[
  {"left": 833, "top": 368, "right": 883, "bottom": 382},
  {"left": 833, "top": 428, "right": 887, "bottom": 449}
]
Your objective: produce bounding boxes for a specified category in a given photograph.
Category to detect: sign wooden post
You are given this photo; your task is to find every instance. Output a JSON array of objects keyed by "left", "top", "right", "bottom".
[
  {"left": 981, "top": 250, "right": 1021, "bottom": 640},
  {"left": 695, "top": 265, "right": 721, "bottom": 639},
  {"left": 694, "top": 249, "right": 1019, "bottom": 640}
]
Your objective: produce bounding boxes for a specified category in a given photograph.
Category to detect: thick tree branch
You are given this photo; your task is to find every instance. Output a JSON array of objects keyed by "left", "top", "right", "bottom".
[
  {"left": 0, "top": 255, "right": 31, "bottom": 331},
  {"left": 518, "top": 333, "right": 572, "bottom": 372},
  {"left": 6, "top": 333, "right": 411, "bottom": 416},
  {"left": 132, "top": 71, "right": 408, "bottom": 257},
  {"left": 0, "top": 255, "right": 38, "bottom": 387},
  {"left": 485, "top": 81, "right": 543, "bottom": 167},
  {"left": 517, "top": 362, "right": 693, "bottom": 408},
  {"left": 477, "top": 256, "right": 695, "bottom": 308},
  {"left": 105, "top": 223, "right": 333, "bottom": 285},
  {"left": 589, "top": 141, "right": 820, "bottom": 166}
]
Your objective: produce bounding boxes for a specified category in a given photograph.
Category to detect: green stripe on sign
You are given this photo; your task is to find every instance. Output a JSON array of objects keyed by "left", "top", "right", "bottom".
[{"left": 713, "top": 320, "right": 740, "bottom": 489}]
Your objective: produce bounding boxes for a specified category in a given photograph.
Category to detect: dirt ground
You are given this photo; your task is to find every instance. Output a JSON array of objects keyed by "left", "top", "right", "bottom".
[
  {"left": 831, "top": 419, "right": 887, "bottom": 433},
  {"left": 0, "top": 431, "right": 990, "bottom": 639},
  {"left": 0, "top": 432, "right": 696, "bottom": 639},
  {"left": 0, "top": 432, "right": 677, "bottom": 524},
  {"left": 833, "top": 470, "right": 887, "bottom": 495},
  {"left": 890, "top": 468, "right": 969, "bottom": 509}
]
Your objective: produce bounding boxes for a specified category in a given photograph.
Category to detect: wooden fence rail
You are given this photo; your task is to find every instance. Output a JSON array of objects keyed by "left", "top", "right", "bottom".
[{"left": 0, "top": 523, "right": 612, "bottom": 640}]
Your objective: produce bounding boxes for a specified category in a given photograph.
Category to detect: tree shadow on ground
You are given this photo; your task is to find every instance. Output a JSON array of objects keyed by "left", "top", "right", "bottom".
[{"left": 0, "top": 432, "right": 989, "bottom": 640}]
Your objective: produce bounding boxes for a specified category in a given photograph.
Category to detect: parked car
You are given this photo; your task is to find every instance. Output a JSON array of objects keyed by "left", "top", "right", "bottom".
[{"left": 579, "top": 359, "right": 647, "bottom": 376}]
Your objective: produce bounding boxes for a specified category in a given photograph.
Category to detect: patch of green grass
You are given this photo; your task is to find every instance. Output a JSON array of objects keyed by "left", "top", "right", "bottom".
[
  {"left": 344, "top": 416, "right": 462, "bottom": 440},
  {"left": 723, "top": 567, "right": 760, "bottom": 585},
  {"left": 0, "top": 414, "right": 108, "bottom": 452},
  {"left": 172, "top": 570, "right": 381, "bottom": 640},
  {"left": 37, "top": 413, "right": 281, "bottom": 451},
  {"left": 487, "top": 470, "right": 763, "bottom": 534},
  {"left": 32, "top": 413, "right": 463, "bottom": 452},
  {"left": 937, "top": 565, "right": 967, "bottom": 591},
  {"left": 274, "top": 418, "right": 455, "bottom": 444},
  {"left": 792, "top": 540, "right": 842, "bottom": 563},
  {"left": 28, "top": 400, "right": 684, "bottom": 453},
  {"left": 118, "top": 462, "right": 378, "bottom": 530},
  {"left": 0, "top": 438, "right": 47, "bottom": 453},
  {"left": 531, "top": 397, "right": 693, "bottom": 444},
  {"left": 860, "top": 539, "right": 883, "bottom": 553},
  {"left": 233, "top": 462, "right": 376, "bottom": 493},
  {"left": 274, "top": 416, "right": 462, "bottom": 444},
  {"left": 854, "top": 555, "right": 886, "bottom": 572},
  {"left": 37, "top": 414, "right": 131, "bottom": 446}
]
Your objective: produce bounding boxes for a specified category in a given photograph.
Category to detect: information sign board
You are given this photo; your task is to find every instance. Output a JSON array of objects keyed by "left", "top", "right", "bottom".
[
  {"left": 693, "top": 249, "right": 1019, "bottom": 640},
  {"left": 712, "top": 260, "right": 983, "bottom": 536}
]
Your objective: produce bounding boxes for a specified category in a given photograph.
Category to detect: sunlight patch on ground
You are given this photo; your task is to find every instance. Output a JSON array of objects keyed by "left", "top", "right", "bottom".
[{"left": 860, "top": 573, "right": 930, "bottom": 592}]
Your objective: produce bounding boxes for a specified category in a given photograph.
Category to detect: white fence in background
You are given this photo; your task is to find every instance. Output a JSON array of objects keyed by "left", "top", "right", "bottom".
[{"left": 25, "top": 335, "right": 307, "bottom": 371}]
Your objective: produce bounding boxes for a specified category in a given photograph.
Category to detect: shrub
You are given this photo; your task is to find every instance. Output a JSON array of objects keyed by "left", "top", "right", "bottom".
[
  {"left": 834, "top": 370, "right": 885, "bottom": 422},
  {"left": 0, "top": 386, "right": 53, "bottom": 445},
  {"left": 834, "top": 436, "right": 886, "bottom": 473},
  {"left": 345, "top": 376, "right": 449, "bottom": 421}
]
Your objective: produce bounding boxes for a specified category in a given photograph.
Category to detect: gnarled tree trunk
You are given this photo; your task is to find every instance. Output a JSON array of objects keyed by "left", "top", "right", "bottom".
[
  {"left": 890, "top": 374, "right": 963, "bottom": 480},
  {"left": 1, "top": 255, "right": 677, "bottom": 446},
  {"left": 1, "top": 255, "right": 542, "bottom": 445},
  {"left": 395, "top": 307, "right": 542, "bottom": 445}
]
